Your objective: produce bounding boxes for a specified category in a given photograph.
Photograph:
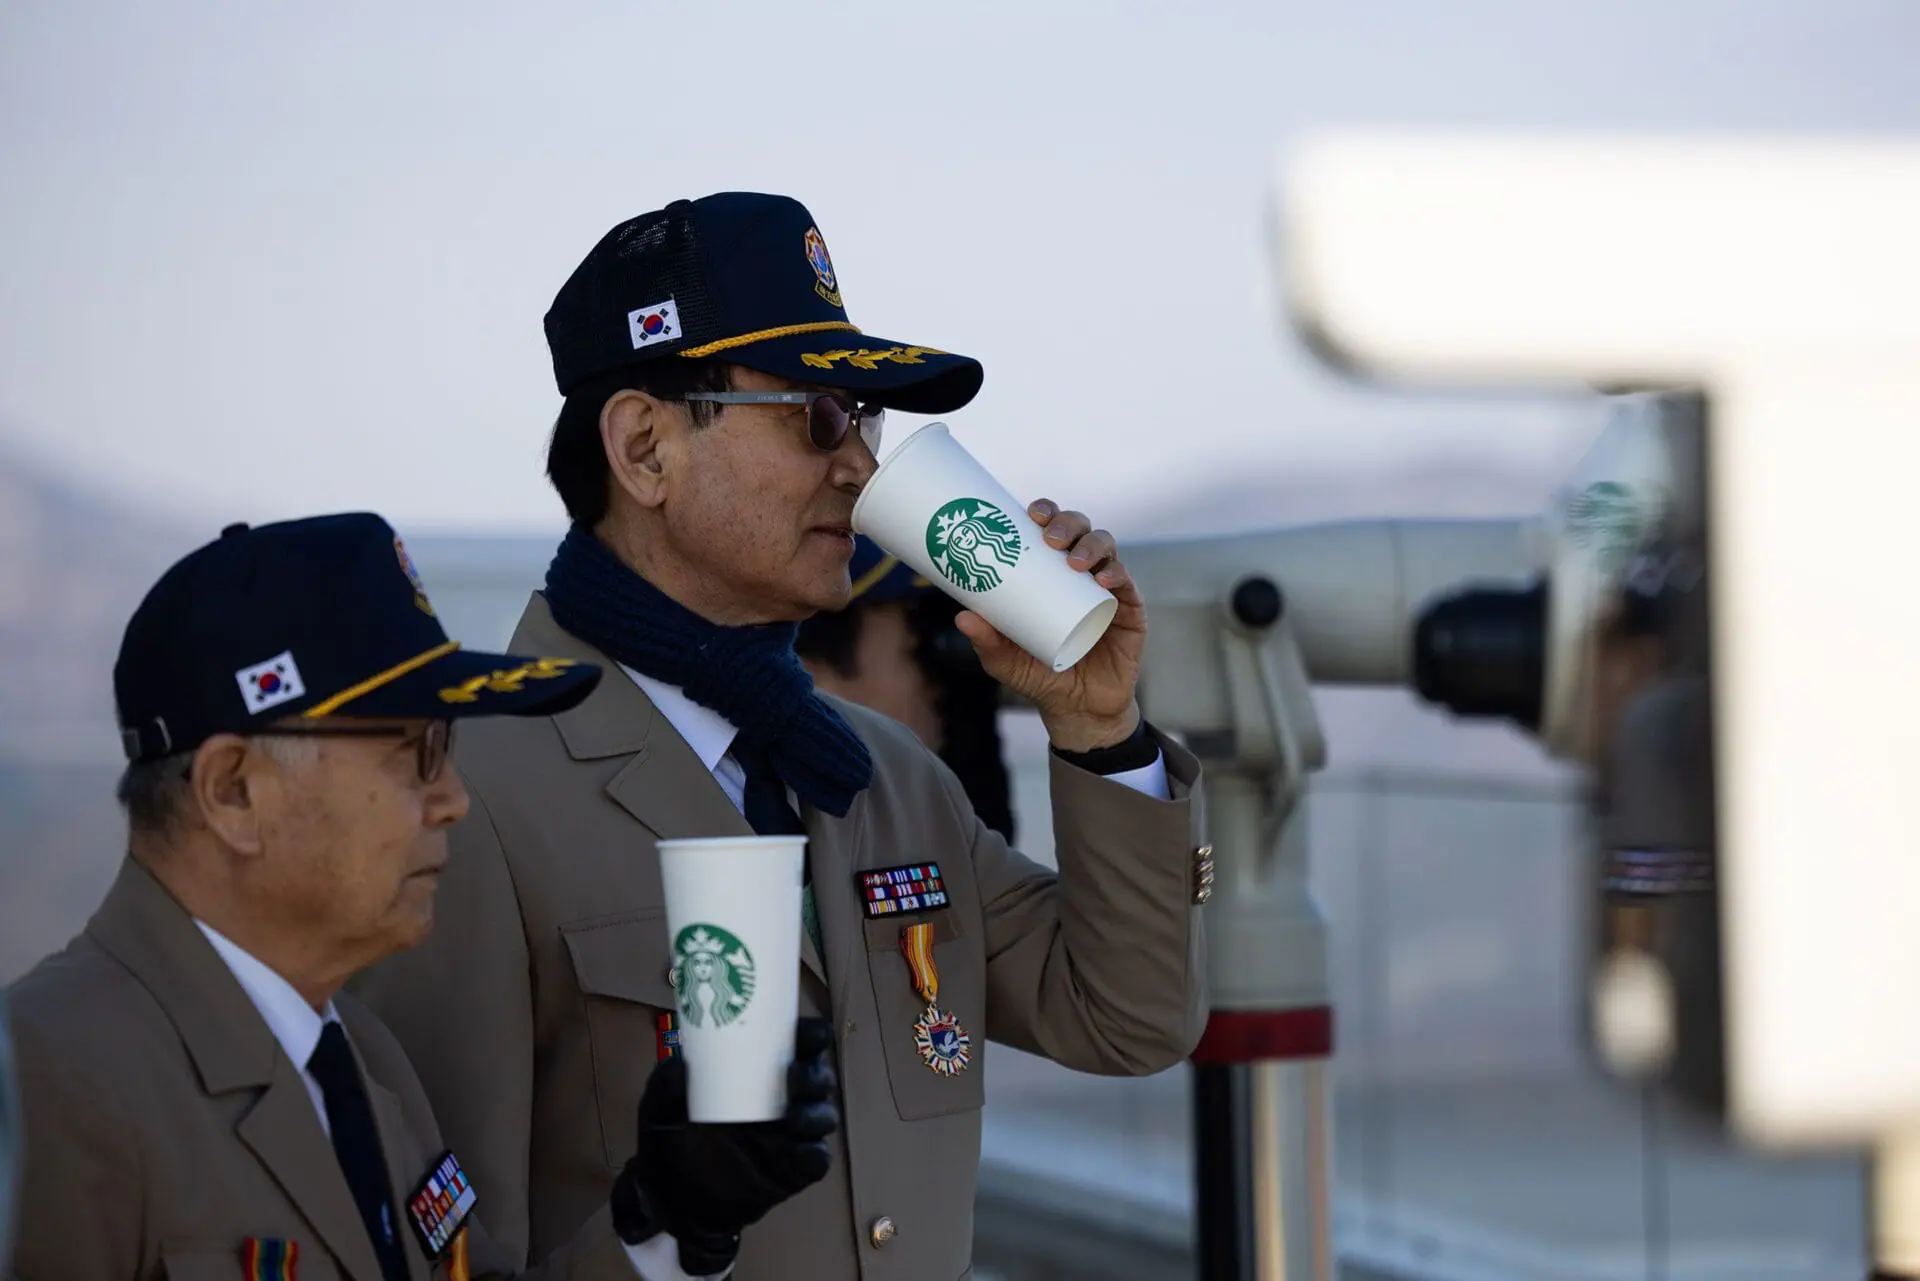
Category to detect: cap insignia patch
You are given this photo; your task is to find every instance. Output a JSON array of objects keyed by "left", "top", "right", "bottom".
[
  {"left": 803, "top": 227, "right": 843, "bottom": 308},
  {"left": 394, "top": 536, "right": 436, "bottom": 617}
]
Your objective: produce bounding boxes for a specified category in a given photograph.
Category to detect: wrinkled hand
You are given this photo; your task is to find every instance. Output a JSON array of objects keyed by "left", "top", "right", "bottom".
[
  {"left": 953, "top": 499, "right": 1145, "bottom": 752},
  {"left": 617, "top": 1018, "right": 839, "bottom": 1275}
]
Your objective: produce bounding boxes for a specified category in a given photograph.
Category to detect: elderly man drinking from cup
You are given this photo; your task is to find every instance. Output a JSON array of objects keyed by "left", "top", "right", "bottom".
[{"left": 353, "top": 192, "right": 1212, "bottom": 1281}]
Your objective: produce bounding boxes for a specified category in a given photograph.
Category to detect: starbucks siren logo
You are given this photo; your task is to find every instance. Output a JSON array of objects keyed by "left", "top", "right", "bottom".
[
  {"left": 927, "top": 498, "right": 1023, "bottom": 593},
  {"left": 1564, "top": 480, "right": 1654, "bottom": 574},
  {"left": 671, "top": 924, "right": 756, "bottom": 1028}
]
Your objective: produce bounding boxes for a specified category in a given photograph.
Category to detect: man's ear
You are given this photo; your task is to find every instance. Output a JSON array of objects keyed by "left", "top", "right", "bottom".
[
  {"left": 602, "top": 390, "right": 673, "bottom": 511},
  {"left": 190, "top": 735, "right": 266, "bottom": 857}
]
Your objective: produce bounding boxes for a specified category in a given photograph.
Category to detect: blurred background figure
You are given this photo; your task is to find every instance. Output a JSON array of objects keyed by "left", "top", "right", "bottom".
[{"left": 797, "top": 535, "right": 1018, "bottom": 843}]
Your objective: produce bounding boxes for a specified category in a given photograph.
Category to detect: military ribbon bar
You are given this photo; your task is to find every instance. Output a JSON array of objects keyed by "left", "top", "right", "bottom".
[
  {"left": 859, "top": 861, "right": 948, "bottom": 919},
  {"left": 242, "top": 1238, "right": 298, "bottom": 1281},
  {"left": 406, "top": 1149, "right": 478, "bottom": 1261}
]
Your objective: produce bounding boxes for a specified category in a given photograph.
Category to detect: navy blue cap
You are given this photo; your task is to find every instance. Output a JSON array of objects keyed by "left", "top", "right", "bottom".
[
  {"left": 543, "top": 192, "right": 984, "bottom": 414},
  {"left": 845, "top": 535, "right": 937, "bottom": 608},
  {"left": 113, "top": 514, "right": 603, "bottom": 761}
]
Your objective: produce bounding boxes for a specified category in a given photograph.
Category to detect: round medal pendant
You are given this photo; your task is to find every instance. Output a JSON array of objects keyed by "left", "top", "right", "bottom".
[{"left": 912, "top": 1003, "right": 972, "bottom": 1075}]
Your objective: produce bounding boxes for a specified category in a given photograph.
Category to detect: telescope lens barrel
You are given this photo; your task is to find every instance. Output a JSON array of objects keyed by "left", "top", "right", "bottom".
[{"left": 1412, "top": 580, "right": 1548, "bottom": 731}]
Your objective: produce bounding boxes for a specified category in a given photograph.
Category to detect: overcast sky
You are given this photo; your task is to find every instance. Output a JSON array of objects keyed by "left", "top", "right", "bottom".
[{"left": 3, "top": 0, "right": 1916, "bottom": 534}]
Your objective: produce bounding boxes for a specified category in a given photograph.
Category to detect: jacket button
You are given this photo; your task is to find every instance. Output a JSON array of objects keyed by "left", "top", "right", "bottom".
[{"left": 869, "top": 1216, "right": 896, "bottom": 1247}]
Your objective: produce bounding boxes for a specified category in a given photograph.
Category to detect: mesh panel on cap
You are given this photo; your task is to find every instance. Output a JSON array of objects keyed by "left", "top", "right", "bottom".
[
  {"left": 606, "top": 212, "right": 728, "bottom": 346},
  {"left": 546, "top": 209, "right": 730, "bottom": 393}
]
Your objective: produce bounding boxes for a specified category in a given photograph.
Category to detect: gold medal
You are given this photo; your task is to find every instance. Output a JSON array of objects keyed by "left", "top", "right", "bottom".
[{"left": 900, "top": 922, "right": 971, "bottom": 1075}]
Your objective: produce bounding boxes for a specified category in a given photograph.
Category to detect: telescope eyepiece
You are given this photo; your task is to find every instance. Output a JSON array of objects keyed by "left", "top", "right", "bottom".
[{"left": 1412, "top": 579, "right": 1548, "bottom": 732}]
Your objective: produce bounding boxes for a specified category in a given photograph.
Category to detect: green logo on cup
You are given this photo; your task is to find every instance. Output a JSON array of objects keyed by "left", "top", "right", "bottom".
[
  {"left": 1564, "top": 480, "right": 1653, "bottom": 574},
  {"left": 927, "top": 498, "right": 1023, "bottom": 593},
  {"left": 671, "top": 924, "right": 757, "bottom": 1027}
]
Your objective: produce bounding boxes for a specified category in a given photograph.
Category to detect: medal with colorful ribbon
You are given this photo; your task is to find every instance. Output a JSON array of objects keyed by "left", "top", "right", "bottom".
[{"left": 901, "top": 922, "right": 971, "bottom": 1075}]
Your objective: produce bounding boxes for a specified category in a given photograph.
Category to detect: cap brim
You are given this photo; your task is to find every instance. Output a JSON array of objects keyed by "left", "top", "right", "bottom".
[
  {"left": 716, "top": 330, "right": 983, "bottom": 415},
  {"left": 329, "top": 648, "right": 602, "bottom": 722}
]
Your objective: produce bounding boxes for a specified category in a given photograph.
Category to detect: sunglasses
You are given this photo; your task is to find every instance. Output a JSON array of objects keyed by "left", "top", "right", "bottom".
[
  {"left": 676, "top": 390, "right": 885, "bottom": 454},
  {"left": 246, "top": 719, "right": 455, "bottom": 785}
]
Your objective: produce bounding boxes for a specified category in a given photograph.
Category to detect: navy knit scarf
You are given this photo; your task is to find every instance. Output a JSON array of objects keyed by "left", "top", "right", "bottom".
[{"left": 542, "top": 524, "right": 874, "bottom": 817}]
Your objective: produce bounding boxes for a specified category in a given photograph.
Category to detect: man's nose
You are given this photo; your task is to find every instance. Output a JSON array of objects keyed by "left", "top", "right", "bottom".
[
  {"left": 835, "top": 433, "right": 880, "bottom": 491},
  {"left": 424, "top": 767, "right": 471, "bottom": 828}
]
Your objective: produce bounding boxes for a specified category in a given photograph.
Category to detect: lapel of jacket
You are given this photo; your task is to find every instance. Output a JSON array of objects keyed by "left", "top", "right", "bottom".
[
  {"left": 86, "top": 860, "right": 388, "bottom": 1281},
  {"left": 362, "top": 1068, "right": 432, "bottom": 1281},
  {"left": 510, "top": 592, "right": 829, "bottom": 985},
  {"left": 801, "top": 787, "right": 864, "bottom": 1017}
]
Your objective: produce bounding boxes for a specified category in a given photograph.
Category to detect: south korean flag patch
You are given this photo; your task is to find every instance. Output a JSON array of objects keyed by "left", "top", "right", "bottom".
[
  {"left": 627, "top": 298, "right": 682, "bottom": 350},
  {"left": 236, "top": 652, "right": 305, "bottom": 714}
]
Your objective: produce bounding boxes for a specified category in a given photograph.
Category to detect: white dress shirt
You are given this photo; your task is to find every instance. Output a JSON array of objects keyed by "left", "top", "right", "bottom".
[
  {"left": 610, "top": 664, "right": 1169, "bottom": 1281},
  {"left": 630, "top": 673, "right": 751, "bottom": 810},
  {"left": 195, "top": 920, "right": 340, "bottom": 1135}
]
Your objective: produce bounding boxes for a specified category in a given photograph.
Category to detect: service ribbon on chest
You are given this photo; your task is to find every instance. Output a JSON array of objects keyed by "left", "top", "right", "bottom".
[{"left": 900, "top": 922, "right": 971, "bottom": 1075}]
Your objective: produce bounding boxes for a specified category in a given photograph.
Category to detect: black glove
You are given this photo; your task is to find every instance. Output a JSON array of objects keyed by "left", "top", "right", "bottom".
[{"left": 611, "top": 1017, "right": 840, "bottom": 1276}]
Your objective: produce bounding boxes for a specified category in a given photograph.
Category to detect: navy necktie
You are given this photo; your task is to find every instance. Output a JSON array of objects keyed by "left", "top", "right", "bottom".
[
  {"left": 307, "top": 1022, "right": 410, "bottom": 1281},
  {"left": 734, "top": 741, "right": 807, "bottom": 842},
  {"left": 734, "top": 741, "right": 825, "bottom": 957}
]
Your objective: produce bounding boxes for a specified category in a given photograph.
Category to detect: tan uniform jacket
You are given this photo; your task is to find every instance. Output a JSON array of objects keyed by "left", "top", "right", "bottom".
[
  {"left": 3, "top": 859, "right": 634, "bottom": 1281},
  {"left": 350, "top": 594, "right": 1209, "bottom": 1281}
]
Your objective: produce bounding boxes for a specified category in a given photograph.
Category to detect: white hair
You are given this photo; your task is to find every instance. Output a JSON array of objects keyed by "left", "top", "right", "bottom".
[
  {"left": 251, "top": 734, "right": 322, "bottom": 770},
  {"left": 117, "top": 733, "right": 324, "bottom": 834}
]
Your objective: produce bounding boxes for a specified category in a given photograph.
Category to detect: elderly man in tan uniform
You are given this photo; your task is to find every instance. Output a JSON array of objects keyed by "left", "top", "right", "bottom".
[
  {"left": 352, "top": 193, "right": 1211, "bottom": 1281},
  {"left": 4, "top": 514, "right": 838, "bottom": 1281}
]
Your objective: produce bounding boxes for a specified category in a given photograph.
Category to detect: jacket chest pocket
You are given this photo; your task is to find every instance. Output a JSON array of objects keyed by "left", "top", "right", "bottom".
[
  {"left": 560, "top": 909, "right": 678, "bottom": 1169},
  {"left": 863, "top": 910, "right": 986, "bottom": 1121}
]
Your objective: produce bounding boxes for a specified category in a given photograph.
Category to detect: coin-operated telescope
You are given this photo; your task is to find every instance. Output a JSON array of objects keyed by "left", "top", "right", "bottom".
[
  {"left": 1128, "top": 513, "right": 1535, "bottom": 1281},
  {"left": 1125, "top": 389, "right": 1680, "bottom": 1281}
]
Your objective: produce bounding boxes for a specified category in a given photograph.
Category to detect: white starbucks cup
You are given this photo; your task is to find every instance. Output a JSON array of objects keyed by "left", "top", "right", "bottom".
[
  {"left": 851, "top": 423, "right": 1118, "bottom": 672},
  {"left": 656, "top": 834, "right": 806, "bottom": 1123}
]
